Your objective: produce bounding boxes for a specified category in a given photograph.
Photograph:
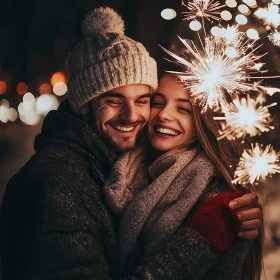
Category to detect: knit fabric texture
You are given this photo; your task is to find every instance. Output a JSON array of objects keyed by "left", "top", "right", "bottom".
[
  {"left": 67, "top": 33, "right": 158, "bottom": 114},
  {"left": 103, "top": 145, "right": 215, "bottom": 272}
]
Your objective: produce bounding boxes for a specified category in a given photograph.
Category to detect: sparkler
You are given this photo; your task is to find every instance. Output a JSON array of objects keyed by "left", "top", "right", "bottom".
[
  {"left": 268, "top": 29, "right": 280, "bottom": 47},
  {"left": 232, "top": 143, "right": 280, "bottom": 185},
  {"left": 254, "top": 4, "right": 280, "bottom": 28},
  {"left": 162, "top": 34, "right": 263, "bottom": 112},
  {"left": 214, "top": 96, "right": 277, "bottom": 140},
  {"left": 258, "top": 85, "right": 280, "bottom": 96},
  {"left": 182, "top": 0, "right": 225, "bottom": 22}
]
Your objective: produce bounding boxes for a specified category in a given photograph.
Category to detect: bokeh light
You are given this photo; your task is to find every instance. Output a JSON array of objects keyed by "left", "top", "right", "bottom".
[
  {"left": 221, "top": 10, "right": 233, "bottom": 21},
  {"left": 236, "top": 14, "right": 248, "bottom": 25},
  {"left": 36, "top": 94, "right": 59, "bottom": 115},
  {"left": 0, "top": 81, "right": 7, "bottom": 95},
  {"left": 225, "top": 46, "right": 238, "bottom": 58},
  {"left": 0, "top": 99, "right": 9, "bottom": 108},
  {"left": 161, "top": 8, "right": 177, "bottom": 20},
  {"left": 50, "top": 72, "right": 66, "bottom": 86},
  {"left": 39, "top": 83, "right": 52, "bottom": 95},
  {"left": 238, "top": 4, "right": 250, "bottom": 14},
  {"left": 0, "top": 106, "right": 9, "bottom": 123},
  {"left": 8, "top": 108, "right": 18, "bottom": 122},
  {"left": 19, "top": 111, "right": 41, "bottom": 126},
  {"left": 226, "top": 0, "right": 237, "bottom": 8},
  {"left": 53, "top": 82, "right": 67, "bottom": 96},
  {"left": 211, "top": 26, "right": 223, "bottom": 36},
  {"left": 23, "top": 92, "right": 35, "bottom": 105},
  {"left": 16, "top": 82, "right": 28, "bottom": 95},
  {"left": 189, "top": 20, "right": 202, "bottom": 31},
  {"left": 247, "top": 28, "right": 259, "bottom": 39},
  {"left": 0, "top": 99, "right": 9, "bottom": 123},
  {"left": 246, "top": 0, "right": 258, "bottom": 8}
]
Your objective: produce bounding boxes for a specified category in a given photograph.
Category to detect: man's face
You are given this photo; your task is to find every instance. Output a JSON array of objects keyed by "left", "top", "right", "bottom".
[{"left": 86, "top": 84, "right": 151, "bottom": 151}]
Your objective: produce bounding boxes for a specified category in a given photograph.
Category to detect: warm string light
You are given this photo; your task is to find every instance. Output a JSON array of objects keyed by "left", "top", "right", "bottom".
[
  {"left": 214, "top": 95, "right": 277, "bottom": 140},
  {"left": 233, "top": 143, "right": 280, "bottom": 185}
]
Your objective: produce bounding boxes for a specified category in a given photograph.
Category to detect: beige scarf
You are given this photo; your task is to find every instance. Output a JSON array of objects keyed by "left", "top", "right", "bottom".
[{"left": 103, "top": 144, "right": 215, "bottom": 272}]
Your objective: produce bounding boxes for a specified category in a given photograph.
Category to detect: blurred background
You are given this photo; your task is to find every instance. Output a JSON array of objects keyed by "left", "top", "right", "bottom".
[{"left": 0, "top": 0, "right": 280, "bottom": 278}]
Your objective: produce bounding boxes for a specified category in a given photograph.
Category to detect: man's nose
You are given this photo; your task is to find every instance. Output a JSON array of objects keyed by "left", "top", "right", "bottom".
[{"left": 120, "top": 104, "right": 138, "bottom": 123}]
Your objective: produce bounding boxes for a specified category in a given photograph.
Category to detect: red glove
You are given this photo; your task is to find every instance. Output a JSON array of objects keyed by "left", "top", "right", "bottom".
[{"left": 187, "top": 190, "right": 245, "bottom": 253}]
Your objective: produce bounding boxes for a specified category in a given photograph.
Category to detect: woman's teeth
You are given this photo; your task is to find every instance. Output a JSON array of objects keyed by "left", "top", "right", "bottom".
[{"left": 156, "top": 127, "right": 179, "bottom": 136}]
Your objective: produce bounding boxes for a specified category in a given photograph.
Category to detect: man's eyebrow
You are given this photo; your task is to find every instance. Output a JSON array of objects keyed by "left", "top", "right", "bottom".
[
  {"left": 99, "top": 92, "right": 125, "bottom": 99},
  {"left": 137, "top": 93, "right": 151, "bottom": 99}
]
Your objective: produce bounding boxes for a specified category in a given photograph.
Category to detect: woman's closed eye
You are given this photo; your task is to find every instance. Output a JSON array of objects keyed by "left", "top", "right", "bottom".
[{"left": 178, "top": 107, "right": 192, "bottom": 114}]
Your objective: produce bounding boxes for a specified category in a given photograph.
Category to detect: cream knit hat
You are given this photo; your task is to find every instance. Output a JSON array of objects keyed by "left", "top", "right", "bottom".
[{"left": 67, "top": 7, "right": 158, "bottom": 114}]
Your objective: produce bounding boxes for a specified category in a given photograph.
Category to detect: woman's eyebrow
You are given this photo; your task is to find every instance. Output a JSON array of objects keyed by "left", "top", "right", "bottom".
[{"left": 175, "top": 98, "right": 191, "bottom": 103}]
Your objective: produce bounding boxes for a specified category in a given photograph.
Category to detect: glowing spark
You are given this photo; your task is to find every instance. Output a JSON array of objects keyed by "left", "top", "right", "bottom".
[
  {"left": 233, "top": 143, "right": 280, "bottom": 185},
  {"left": 221, "top": 25, "right": 242, "bottom": 45},
  {"left": 254, "top": 4, "right": 280, "bottom": 28},
  {"left": 268, "top": 29, "right": 280, "bottom": 47},
  {"left": 258, "top": 85, "right": 280, "bottom": 96},
  {"left": 162, "top": 34, "right": 262, "bottom": 112},
  {"left": 182, "top": 0, "right": 225, "bottom": 21},
  {"left": 214, "top": 96, "right": 277, "bottom": 140},
  {"left": 251, "top": 63, "right": 265, "bottom": 71}
]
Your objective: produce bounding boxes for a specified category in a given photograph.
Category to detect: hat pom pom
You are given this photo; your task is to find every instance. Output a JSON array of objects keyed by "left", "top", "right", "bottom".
[{"left": 81, "top": 7, "right": 125, "bottom": 37}]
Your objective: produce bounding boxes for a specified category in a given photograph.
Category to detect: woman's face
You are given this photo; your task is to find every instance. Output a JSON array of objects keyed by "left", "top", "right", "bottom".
[{"left": 147, "top": 74, "right": 196, "bottom": 152}]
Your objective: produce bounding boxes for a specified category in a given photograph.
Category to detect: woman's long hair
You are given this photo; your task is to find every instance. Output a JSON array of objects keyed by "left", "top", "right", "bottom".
[
  {"left": 160, "top": 63, "right": 263, "bottom": 279},
  {"left": 192, "top": 104, "right": 264, "bottom": 280}
]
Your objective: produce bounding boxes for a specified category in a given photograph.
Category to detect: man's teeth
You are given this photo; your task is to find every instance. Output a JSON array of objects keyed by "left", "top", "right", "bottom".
[
  {"left": 113, "top": 125, "right": 134, "bottom": 132},
  {"left": 156, "top": 127, "right": 179, "bottom": 136}
]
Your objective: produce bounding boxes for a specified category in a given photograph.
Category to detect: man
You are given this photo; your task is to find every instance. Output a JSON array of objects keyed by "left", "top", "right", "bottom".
[{"left": 0, "top": 7, "right": 260, "bottom": 280}]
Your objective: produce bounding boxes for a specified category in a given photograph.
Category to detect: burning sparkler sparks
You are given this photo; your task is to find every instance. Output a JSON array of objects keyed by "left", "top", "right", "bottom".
[
  {"left": 233, "top": 143, "right": 280, "bottom": 185},
  {"left": 214, "top": 96, "right": 277, "bottom": 140},
  {"left": 258, "top": 85, "right": 280, "bottom": 96},
  {"left": 254, "top": 4, "right": 280, "bottom": 28},
  {"left": 182, "top": 0, "right": 225, "bottom": 22},
  {"left": 268, "top": 29, "right": 280, "bottom": 47},
  {"left": 162, "top": 34, "right": 262, "bottom": 112}
]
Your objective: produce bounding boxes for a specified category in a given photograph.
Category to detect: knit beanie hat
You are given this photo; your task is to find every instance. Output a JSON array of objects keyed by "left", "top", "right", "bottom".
[{"left": 67, "top": 7, "right": 158, "bottom": 114}]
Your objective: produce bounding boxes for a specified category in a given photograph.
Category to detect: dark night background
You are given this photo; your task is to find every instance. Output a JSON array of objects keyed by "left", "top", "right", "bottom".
[{"left": 0, "top": 0, "right": 280, "bottom": 278}]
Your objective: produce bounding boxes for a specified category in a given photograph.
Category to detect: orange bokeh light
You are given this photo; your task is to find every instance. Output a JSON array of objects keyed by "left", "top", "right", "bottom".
[
  {"left": 0, "top": 81, "right": 7, "bottom": 95},
  {"left": 50, "top": 72, "right": 66, "bottom": 86},
  {"left": 39, "top": 83, "right": 52, "bottom": 95},
  {"left": 16, "top": 82, "right": 28, "bottom": 95}
]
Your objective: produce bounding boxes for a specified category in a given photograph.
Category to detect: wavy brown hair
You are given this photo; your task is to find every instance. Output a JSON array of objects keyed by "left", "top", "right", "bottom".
[
  {"left": 160, "top": 64, "right": 263, "bottom": 279},
  {"left": 192, "top": 102, "right": 264, "bottom": 280}
]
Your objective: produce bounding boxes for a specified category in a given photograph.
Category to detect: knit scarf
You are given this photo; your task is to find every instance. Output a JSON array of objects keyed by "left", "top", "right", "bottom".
[{"left": 103, "top": 144, "right": 215, "bottom": 273}]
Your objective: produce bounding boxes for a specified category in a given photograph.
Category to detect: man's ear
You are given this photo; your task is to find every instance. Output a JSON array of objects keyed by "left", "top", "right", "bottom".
[{"left": 80, "top": 103, "right": 89, "bottom": 116}]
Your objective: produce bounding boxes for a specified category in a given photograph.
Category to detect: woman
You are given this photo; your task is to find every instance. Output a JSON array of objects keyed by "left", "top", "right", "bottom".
[{"left": 104, "top": 71, "right": 263, "bottom": 280}]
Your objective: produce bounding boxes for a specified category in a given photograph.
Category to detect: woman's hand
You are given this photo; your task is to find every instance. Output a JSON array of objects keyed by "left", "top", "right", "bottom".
[{"left": 229, "top": 193, "right": 261, "bottom": 239}]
